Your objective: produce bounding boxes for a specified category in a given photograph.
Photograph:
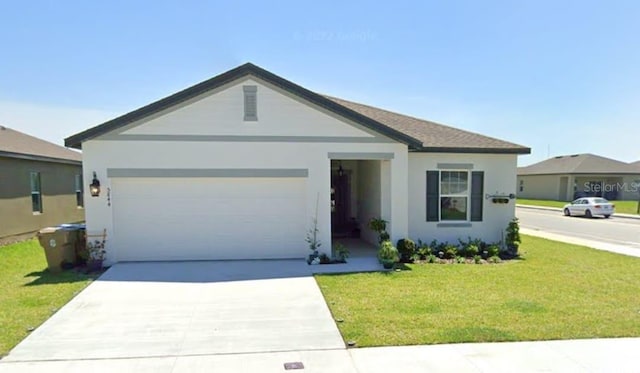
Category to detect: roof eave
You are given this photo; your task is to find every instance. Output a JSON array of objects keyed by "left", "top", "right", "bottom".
[
  {"left": 414, "top": 146, "right": 531, "bottom": 155},
  {"left": 0, "top": 150, "right": 82, "bottom": 165}
]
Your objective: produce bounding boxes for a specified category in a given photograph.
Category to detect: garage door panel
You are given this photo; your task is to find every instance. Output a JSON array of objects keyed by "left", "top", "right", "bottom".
[{"left": 112, "top": 177, "right": 307, "bottom": 261}]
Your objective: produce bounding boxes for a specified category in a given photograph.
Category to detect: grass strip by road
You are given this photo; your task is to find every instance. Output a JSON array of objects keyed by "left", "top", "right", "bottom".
[
  {"left": 316, "top": 235, "right": 640, "bottom": 347},
  {"left": 517, "top": 198, "right": 639, "bottom": 215},
  {"left": 0, "top": 239, "right": 99, "bottom": 356}
]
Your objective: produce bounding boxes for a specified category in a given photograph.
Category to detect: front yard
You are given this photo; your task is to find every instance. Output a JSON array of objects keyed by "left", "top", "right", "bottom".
[
  {"left": 517, "top": 198, "right": 639, "bottom": 215},
  {"left": 0, "top": 239, "right": 98, "bottom": 356},
  {"left": 316, "top": 235, "right": 640, "bottom": 347}
]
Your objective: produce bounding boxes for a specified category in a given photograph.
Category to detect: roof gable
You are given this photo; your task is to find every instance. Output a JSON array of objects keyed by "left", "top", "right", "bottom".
[
  {"left": 518, "top": 153, "right": 639, "bottom": 175},
  {"left": 112, "top": 78, "right": 385, "bottom": 140},
  {"left": 0, "top": 126, "right": 81, "bottom": 164},
  {"left": 65, "top": 63, "right": 529, "bottom": 154}
]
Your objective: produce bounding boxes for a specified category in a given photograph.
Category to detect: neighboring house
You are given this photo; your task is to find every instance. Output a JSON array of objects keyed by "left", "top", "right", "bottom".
[
  {"left": 631, "top": 161, "right": 640, "bottom": 172},
  {"left": 65, "top": 63, "right": 530, "bottom": 264},
  {"left": 517, "top": 154, "right": 640, "bottom": 201},
  {"left": 0, "top": 126, "right": 84, "bottom": 238}
]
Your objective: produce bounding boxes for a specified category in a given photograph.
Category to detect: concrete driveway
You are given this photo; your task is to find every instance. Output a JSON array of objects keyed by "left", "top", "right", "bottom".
[{"left": 2, "top": 260, "right": 345, "bottom": 362}]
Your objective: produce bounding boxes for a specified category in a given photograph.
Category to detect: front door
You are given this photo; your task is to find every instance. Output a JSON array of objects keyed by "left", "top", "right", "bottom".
[{"left": 331, "top": 172, "right": 350, "bottom": 236}]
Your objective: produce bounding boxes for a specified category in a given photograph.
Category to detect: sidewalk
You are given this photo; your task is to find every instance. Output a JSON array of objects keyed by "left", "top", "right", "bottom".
[
  {"left": 2, "top": 337, "right": 639, "bottom": 372},
  {"left": 517, "top": 204, "right": 640, "bottom": 220}
]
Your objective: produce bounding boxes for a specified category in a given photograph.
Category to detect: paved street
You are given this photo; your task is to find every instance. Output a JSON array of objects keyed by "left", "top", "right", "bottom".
[{"left": 517, "top": 207, "right": 640, "bottom": 249}]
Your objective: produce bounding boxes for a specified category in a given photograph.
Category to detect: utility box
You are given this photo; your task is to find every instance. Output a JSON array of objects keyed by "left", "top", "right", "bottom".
[{"left": 37, "top": 226, "right": 80, "bottom": 273}]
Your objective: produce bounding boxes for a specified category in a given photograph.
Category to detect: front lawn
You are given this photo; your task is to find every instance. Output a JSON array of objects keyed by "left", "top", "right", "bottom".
[
  {"left": 316, "top": 235, "right": 640, "bottom": 347},
  {"left": 517, "top": 198, "right": 639, "bottom": 215},
  {"left": 0, "top": 239, "right": 99, "bottom": 356}
]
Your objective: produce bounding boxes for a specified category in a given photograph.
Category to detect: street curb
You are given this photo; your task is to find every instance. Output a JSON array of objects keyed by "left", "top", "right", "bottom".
[{"left": 516, "top": 204, "right": 640, "bottom": 221}]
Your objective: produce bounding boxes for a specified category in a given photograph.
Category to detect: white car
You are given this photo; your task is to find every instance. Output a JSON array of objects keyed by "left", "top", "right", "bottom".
[{"left": 563, "top": 197, "right": 615, "bottom": 218}]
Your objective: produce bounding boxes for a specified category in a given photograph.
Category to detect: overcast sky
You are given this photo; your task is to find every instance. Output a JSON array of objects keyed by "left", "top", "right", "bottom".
[{"left": 1, "top": 1, "right": 639, "bottom": 165}]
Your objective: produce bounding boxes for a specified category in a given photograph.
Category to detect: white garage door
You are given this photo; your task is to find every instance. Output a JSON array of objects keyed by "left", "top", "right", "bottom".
[{"left": 111, "top": 177, "right": 307, "bottom": 261}]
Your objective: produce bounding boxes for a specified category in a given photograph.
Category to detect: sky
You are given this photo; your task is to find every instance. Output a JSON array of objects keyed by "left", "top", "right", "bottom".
[{"left": 1, "top": 1, "right": 639, "bottom": 166}]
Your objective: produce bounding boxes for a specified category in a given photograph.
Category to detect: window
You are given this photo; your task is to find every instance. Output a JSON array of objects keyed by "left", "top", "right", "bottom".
[
  {"left": 75, "top": 174, "right": 84, "bottom": 208},
  {"left": 243, "top": 85, "right": 258, "bottom": 121},
  {"left": 30, "top": 172, "right": 42, "bottom": 213},
  {"left": 519, "top": 179, "right": 524, "bottom": 192},
  {"left": 426, "top": 170, "right": 484, "bottom": 222},
  {"left": 440, "top": 171, "right": 468, "bottom": 221}
]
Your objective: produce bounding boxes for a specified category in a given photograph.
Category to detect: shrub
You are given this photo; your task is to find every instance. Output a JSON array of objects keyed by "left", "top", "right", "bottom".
[
  {"left": 319, "top": 253, "right": 331, "bottom": 264},
  {"left": 465, "top": 244, "right": 479, "bottom": 258},
  {"left": 444, "top": 244, "right": 458, "bottom": 259},
  {"left": 473, "top": 255, "right": 482, "bottom": 264},
  {"left": 487, "top": 244, "right": 500, "bottom": 258},
  {"left": 427, "top": 254, "right": 437, "bottom": 263},
  {"left": 456, "top": 256, "right": 466, "bottom": 264},
  {"left": 396, "top": 238, "right": 417, "bottom": 263},
  {"left": 377, "top": 240, "right": 399, "bottom": 268},
  {"left": 334, "top": 243, "right": 349, "bottom": 263},
  {"left": 415, "top": 243, "right": 432, "bottom": 261},
  {"left": 489, "top": 255, "right": 502, "bottom": 264}
]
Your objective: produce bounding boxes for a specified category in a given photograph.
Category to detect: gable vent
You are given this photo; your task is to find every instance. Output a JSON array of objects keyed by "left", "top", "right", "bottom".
[{"left": 243, "top": 85, "right": 258, "bottom": 121}]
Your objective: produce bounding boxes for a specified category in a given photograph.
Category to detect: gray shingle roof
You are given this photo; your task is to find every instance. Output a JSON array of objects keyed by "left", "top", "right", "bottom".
[
  {"left": 0, "top": 126, "right": 81, "bottom": 164},
  {"left": 518, "top": 154, "right": 638, "bottom": 175},
  {"left": 325, "top": 96, "right": 529, "bottom": 153},
  {"left": 630, "top": 161, "right": 640, "bottom": 172},
  {"left": 66, "top": 62, "right": 530, "bottom": 154}
]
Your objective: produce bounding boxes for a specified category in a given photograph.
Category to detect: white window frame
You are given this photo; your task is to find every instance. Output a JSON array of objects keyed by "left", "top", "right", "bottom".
[
  {"left": 30, "top": 171, "right": 42, "bottom": 214},
  {"left": 439, "top": 170, "right": 470, "bottom": 221},
  {"left": 75, "top": 174, "right": 84, "bottom": 208}
]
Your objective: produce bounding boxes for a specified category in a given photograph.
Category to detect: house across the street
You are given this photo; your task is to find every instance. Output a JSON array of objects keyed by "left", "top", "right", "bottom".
[
  {"left": 517, "top": 153, "right": 640, "bottom": 201},
  {"left": 0, "top": 126, "right": 84, "bottom": 238},
  {"left": 65, "top": 63, "right": 530, "bottom": 264}
]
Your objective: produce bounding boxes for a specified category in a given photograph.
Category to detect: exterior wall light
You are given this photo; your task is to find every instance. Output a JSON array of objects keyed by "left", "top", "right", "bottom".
[{"left": 89, "top": 172, "right": 101, "bottom": 197}]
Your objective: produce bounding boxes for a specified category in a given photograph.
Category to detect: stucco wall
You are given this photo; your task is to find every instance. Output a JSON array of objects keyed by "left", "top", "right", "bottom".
[
  {"left": 408, "top": 153, "right": 518, "bottom": 244},
  {"left": 81, "top": 76, "right": 410, "bottom": 263},
  {"left": 516, "top": 175, "right": 561, "bottom": 200},
  {"left": 0, "top": 157, "right": 84, "bottom": 237}
]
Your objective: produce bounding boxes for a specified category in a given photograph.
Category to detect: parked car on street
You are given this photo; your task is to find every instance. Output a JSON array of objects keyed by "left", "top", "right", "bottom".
[{"left": 563, "top": 197, "right": 615, "bottom": 218}]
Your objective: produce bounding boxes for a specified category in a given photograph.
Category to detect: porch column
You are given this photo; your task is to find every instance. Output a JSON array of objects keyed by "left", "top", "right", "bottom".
[{"left": 388, "top": 151, "right": 408, "bottom": 242}]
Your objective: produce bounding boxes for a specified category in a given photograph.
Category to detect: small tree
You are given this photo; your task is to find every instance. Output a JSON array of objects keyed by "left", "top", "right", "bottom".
[
  {"left": 306, "top": 194, "right": 321, "bottom": 263},
  {"left": 368, "top": 217, "right": 389, "bottom": 243},
  {"left": 505, "top": 217, "right": 521, "bottom": 257}
]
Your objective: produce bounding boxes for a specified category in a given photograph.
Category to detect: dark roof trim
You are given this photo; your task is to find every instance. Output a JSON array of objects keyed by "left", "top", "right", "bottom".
[
  {"left": 65, "top": 63, "right": 423, "bottom": 149},
  {"left": 414, "top": 146, "right": 531, "bottom": 155},
  {"left": 0, "top": 150, "right": 82, "bottom": 165}
]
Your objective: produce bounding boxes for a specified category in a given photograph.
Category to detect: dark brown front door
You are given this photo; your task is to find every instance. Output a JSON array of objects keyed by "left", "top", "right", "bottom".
[{"left": 331, "top": 173, "right": 350, "bottom": 235}]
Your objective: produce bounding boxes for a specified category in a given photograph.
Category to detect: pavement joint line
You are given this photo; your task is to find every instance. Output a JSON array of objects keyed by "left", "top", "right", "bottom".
[{"left": 0, "top": 347, "right": 349, "bottom": 364}]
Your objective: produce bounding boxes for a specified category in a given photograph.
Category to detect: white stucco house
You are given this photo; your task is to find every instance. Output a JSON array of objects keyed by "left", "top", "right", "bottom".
[{"left": 65, "top": 63, "right": 530, "bottom": 264}]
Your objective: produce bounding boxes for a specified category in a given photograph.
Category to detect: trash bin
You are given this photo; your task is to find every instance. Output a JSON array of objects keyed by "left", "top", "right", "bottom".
[{"left": 37, "top": 226, "right": 81, "bottom": 273}]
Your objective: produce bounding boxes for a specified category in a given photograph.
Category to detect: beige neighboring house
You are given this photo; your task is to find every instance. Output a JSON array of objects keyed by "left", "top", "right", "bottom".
[
  {"left": 0, "top": 126, "right": 84, "bottom": 238},
  {"left": 517, "top": 153, "right": 640, "bottom": 201}
]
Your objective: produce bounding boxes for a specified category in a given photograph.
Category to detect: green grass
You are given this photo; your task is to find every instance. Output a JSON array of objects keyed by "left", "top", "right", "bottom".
[
  {"left": 316, "top": 235, "right": 640, "bottom": 347},
  {"left": 0, "top": 239, "right": 99, "bottom": 356},
  {"left": 517, "top": 198, "right": 639, "bottom": 215}
]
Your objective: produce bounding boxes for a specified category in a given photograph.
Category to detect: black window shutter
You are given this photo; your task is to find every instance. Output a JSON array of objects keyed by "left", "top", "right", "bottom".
[
  {"left": 470, "top": 171, "right": 484, "bottom": 221},
  {"left": 426, "top": 171, "right": 439, "bottom": 221}
]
